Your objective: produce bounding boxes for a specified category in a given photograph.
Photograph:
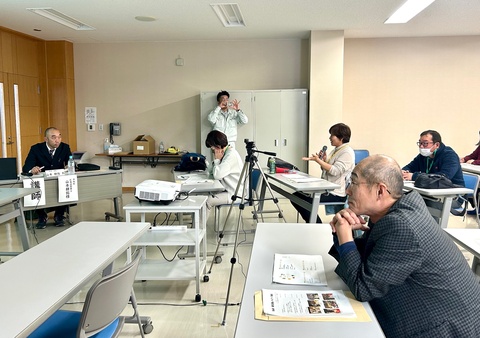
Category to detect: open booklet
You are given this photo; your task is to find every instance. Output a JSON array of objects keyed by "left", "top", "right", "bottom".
[
  {"left": 273, "top": 254, "right": 327, "bottom": 286},
  {"left": 262, "top": 289, "right": 356, "bottom": 317}
]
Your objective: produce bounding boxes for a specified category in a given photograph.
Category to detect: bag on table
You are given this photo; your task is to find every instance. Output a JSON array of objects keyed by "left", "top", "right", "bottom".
[
  {"left": 266, "top": 157, "right": 300, "bottom": 173},
  {"left": 414, "top": 173, "right": 467, "bottom": 216},
  {"left": 174, "top": 152, "right": 207, "bottom": 172}
]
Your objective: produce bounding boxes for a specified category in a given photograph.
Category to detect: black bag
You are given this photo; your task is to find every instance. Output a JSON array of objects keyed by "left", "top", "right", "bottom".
[
  {"left": 414, "top": 173, "right": 458, "bottom": 189},
  {"left": 267, "top": 157, "right": 299, "bottom": 171},
  {"left": 414, "top": 173, "right": 467, "bottom": 216},
  {"left": 174, "top": 152, "right": 207, "bottom": 172},
  {"left": 76, "top": 163, "right": 100, "bottom": 171}
]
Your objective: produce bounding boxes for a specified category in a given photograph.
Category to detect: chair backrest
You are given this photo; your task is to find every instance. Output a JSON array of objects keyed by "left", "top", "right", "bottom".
[
  {"left": 78, "top": 251, "right": 141, "bottom": 336},
  {"left": 463, "top": 172, "right": 479, "bottom": 198},
  {"left": 354, "top": 149, "right": 370, "bottom": 165},
  {"left": 251, "top": 169, "right": 262, "bottom": 191}
]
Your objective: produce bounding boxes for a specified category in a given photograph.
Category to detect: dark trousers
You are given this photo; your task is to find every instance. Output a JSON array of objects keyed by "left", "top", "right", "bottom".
[
  {"left": 291, "top": 192, "right": 346, "bottom": 223},
  {"left": 36, "top": 206, "right": 67, "bottom": 221}
]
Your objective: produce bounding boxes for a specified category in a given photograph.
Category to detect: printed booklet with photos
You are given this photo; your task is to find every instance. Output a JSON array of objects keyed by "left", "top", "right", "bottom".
[
  {"left": 262, "top": 289, "right": 356, "bottom": 317},
  {"left": 273, "top": 254, "right": 328, "bottom": 286}
]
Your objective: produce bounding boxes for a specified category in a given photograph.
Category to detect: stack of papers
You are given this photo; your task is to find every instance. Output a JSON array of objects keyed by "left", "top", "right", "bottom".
[
  {"left": 281, "top": 173, "right": 322, "bottom": 183},
  {"left": 261, "top": 289, "right": 356, "bottom": 317},
  {"left": 177, "top": 173, "right": 214, "bottom": 184}
]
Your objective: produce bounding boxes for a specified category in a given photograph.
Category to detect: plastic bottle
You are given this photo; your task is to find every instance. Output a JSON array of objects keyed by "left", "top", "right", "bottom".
[
  {"left": 159, "top": 141, "right": 165, "bottom": 154},
  {"left": 268, "top": 157, "right": 276, "bottom": 174},
  {"left": 68, "top": 155, "right": 75, "bottom": 174},
  {"left": 104, "top": 138, "right": 111, "bottom": 154}
]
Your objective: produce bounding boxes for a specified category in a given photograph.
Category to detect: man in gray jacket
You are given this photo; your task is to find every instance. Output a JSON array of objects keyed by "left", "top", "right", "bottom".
[{"left": 329, "top": 154, "right": 480, "bottom": 337}]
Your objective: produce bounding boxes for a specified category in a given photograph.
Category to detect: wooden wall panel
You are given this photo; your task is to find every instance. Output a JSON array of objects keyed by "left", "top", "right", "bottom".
[
  {"left": 0, "top": 31, "right": 14, "bottom": 73},
  {"left": 15, "top": 36, "right": 39, "bottom": 77}
]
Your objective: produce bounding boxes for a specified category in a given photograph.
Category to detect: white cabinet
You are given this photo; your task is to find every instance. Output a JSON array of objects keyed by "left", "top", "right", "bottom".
[
  {"left": 124, "top": 196, "right": 207, "bottom": 302},
  {"left": 200, "top": 89, "right": 308, "bottom": 172},
  {"left": 253, "top": 90, "right": 308, "bottom": 172}
]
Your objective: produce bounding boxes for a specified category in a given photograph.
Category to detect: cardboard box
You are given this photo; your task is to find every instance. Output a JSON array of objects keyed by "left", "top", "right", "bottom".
[{"left": 133, "top": 135, "right": 155, "bottom": 154}]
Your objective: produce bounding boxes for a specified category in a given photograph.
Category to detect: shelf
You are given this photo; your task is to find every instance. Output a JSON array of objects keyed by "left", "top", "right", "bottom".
[
  {"left": 136, "top": 259, "right": 206, "bottom": 280},
  {"left": 133, "top": 229, "right": 205, "bottom": 246}
]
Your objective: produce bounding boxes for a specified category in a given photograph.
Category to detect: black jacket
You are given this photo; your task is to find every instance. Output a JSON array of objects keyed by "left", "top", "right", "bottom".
[{"left": 22, "top": 142, "right": 72, "bottom": 173}]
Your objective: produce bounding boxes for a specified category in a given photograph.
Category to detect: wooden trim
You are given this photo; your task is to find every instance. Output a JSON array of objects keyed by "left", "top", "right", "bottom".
[{"left": 122, "top": 187, "right": 135, "bottom": 193}]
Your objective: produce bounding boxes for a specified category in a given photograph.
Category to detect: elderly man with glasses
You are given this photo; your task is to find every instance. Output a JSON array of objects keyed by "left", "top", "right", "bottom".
[
  {"left": 401, "top": 129, "right": 464, "bottom": 186},
  {"left": 329, "top": 154, "right": 480, "bottom": 338}
]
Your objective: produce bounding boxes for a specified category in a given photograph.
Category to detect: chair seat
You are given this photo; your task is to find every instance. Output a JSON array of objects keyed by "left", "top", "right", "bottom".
[{"left": 28, "top": 309, "right": 123, "bottom": 338}]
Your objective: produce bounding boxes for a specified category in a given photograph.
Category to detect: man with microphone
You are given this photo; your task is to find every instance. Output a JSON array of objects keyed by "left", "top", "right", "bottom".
[
  {"left": 291, "top": 123, "right": 355, "bottom": 223},
  {"left": 22, "top": 127, "right": 72, "bottom": 229}
]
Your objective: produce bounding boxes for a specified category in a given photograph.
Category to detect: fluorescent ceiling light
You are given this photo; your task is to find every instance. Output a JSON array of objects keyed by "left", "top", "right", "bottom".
[
  {"left": 27, "top": 7, "right": 95, "bottom": 31},
  {"left": 211, "top": 3, "right": 246, "bottom": 27},
  {"left": 385, "top": 0, "right": 436, "bottom": 24}
]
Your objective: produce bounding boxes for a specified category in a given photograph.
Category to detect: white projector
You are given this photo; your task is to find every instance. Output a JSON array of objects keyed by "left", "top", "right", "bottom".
[{"left": 134, "top": 180, "right": 181, "bottom": 204}]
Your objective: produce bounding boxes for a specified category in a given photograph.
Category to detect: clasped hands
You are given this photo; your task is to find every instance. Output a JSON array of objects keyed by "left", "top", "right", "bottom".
[{"left": 330, "top": 209, "right": 370, "bottom": 245}]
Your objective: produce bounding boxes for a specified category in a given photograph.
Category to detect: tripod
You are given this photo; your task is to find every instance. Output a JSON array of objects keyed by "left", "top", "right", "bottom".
[{"left": 207, "top": 140, "right": 287, "bottom": 326}]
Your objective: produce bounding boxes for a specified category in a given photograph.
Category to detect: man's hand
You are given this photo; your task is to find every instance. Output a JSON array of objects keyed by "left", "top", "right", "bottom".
[
  {"left": 30, "top": 166, "right": 43, "bottom": 175},
  {"left": 330, "top": 209, "right": 368, "bottom": 245},
  {"left": 402, "top": 170, "right": 413, "bottom": 180},
  {"left": 232, "top": 99, "right": 240, "bottom": 110}
]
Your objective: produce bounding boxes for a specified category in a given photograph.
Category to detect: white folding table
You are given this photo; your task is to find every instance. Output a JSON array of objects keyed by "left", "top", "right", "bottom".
[
  {"left": 235, "top": 223, "right": 385, "bottom": 337},
  {"left": 0, "top": 221, "right": 149, "bottom": 338},
  {"left": 444, "top": 228, "right": 480, "bottom": 275},
  {"left": 403, "top": 182, "right": 472, "bottom": 228}
]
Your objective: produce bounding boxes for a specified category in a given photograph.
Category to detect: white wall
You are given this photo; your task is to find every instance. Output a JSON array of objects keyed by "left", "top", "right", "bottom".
[
  {"left": 74, "top": 39, "right": 309, "bottom": 186},
  {"left": 74, "top": 35, "right": 480, "bottom": 187},
  {"left": 343, "top": 36, "right": 480, "bottom": 167}
]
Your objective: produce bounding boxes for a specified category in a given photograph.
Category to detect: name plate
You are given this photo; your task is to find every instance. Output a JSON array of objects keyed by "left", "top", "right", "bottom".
[{"left": 45, "top": 169, "right": 67, "bottom": 177}]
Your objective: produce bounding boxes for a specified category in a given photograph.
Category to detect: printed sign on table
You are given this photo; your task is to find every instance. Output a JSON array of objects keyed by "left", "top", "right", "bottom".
[
  {"left": 58, "top": 175, "right": 79, "bottom": 202},
  {"left": 23, "top": 177, "right": 46, "bottom": 207}
]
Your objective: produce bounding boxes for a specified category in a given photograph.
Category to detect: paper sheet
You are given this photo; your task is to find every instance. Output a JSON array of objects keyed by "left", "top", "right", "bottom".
[
  {"left": 281, "top": 173, "right": 322, "bottom": 183},
  {"left": 273, "top": 254, "right": 327, "bottom": 286},
  {"left": 254, "top": 290, "right": 371, "bottom": 322}
]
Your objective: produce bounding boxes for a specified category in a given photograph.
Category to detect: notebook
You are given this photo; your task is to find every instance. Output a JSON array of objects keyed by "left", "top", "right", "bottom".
[{"left": 0, "top": 157, "right": 18, "bottom": 180}]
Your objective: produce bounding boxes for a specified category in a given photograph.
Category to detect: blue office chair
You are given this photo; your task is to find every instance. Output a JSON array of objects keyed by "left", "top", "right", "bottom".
[
  {"left": 463, "top": 172, "right": 480, "bottom": 226},
  {"left": 354, "top": 149, "right": 370, "bottom": 165},
  {"left": 29, "top": 251, "right": 147, "bottom": 338}
]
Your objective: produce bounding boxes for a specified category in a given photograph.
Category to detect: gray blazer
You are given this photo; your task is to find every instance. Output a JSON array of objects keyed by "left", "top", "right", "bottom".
[{"left": 330, "top": 190, "right": 480, "bottom": 337}]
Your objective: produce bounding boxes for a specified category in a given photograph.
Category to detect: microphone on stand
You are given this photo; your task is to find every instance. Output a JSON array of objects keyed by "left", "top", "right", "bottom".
[{"left": 318, "top": 145, "right": 327, "bottom": 157}]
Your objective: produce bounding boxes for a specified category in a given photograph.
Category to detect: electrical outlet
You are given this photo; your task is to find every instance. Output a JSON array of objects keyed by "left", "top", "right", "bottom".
[
  {"left": 87, "top": 124, "right": 95, "bottom": 132},
  {"left": 99, "top": 124, "right": 104, "bottom": 131}
]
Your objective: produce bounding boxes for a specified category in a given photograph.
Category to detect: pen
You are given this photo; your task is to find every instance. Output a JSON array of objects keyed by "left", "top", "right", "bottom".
[{"left": 29, "top": 166, "right": 44, "bottom": 173}]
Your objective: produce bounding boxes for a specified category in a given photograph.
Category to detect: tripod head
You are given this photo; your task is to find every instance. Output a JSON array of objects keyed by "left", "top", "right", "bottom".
[{"left": 244, "top": 139, "right": 276, "bottom": 162}]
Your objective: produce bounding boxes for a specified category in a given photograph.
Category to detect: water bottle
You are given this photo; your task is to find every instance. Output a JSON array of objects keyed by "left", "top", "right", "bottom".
[
  {"left": 103, "top": 138, "right": 110, "bottom": 154},
  {"left": 268, "top": 157, "right": 276, "bottom": 174},
  {"left": 68, "top": 155, "right": 75, "bottom": 174},
  {"left": 159, "top": 141, "right": 165, "bottom": 154}
]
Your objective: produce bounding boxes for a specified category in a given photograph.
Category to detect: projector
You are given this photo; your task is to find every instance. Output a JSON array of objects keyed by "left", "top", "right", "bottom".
[{"left": 134, "top": 180, "right": 181, "bottom": 204}]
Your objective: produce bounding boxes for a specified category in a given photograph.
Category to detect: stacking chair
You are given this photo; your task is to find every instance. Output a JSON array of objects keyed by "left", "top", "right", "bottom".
[
  {"left": 463, "top": 172, "right": 480, "bottom": 226},
  {"left": 353, "top": 149, "right": 370, "bottom": 165},
  {"left": 29, "top": 251, "right": 147, "bottom": 338}
]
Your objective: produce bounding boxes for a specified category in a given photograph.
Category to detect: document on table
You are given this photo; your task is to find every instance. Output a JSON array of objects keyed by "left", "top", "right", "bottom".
[
  {"left": 261, "top": 289, "right": 356, "bottom": 317},
  {"left": 281, "top": 173, "right": 322, "bottom": 183},
  {"left": 177, "top": 173, "right": 214, "bottom": 184},
  {"left": 273, "top": 253, "right": 327, "bottom": 286}
]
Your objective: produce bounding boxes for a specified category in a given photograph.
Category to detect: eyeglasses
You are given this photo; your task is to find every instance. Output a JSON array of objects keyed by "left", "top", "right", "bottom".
[
  {"left": 416, "top": 141, "right": 434, "bottom": 148},
  {"left": 345, "top": 177, "right": 370, "bottom": 190},
  {"left": 346, "top": 177, "right": 391, "bottom": 194}
]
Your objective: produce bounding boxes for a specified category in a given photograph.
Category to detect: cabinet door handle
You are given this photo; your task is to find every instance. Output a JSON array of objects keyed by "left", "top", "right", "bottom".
[
  {"left": 283, "top": 139, "right": 287, "bottom": 146},
  {"left": 274, "top": 139, "right": 278, "bottom": 147}
]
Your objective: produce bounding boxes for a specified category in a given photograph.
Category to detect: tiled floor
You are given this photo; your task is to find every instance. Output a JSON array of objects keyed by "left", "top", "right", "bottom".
[{"left": 0, "top": 194, "right": 478, "bottom": 337}]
